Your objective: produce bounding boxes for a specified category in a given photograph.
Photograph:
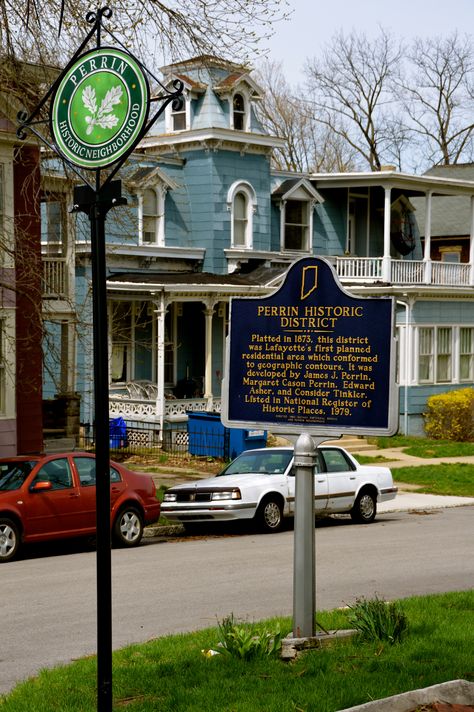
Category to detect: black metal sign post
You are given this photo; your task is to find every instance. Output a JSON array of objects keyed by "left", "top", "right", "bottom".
[
  {"left": 73, "top": 180, "right": 126, "bottom": 709},
  {"left": 17, "top": 9, "right": 183, "bottom": 711}
]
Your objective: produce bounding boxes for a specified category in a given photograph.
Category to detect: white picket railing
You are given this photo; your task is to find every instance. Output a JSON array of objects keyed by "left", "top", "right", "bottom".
[
  {"left": 42, "top": 258, "right": 68, "bottom": 298},
  {"left": 335, "top": 257, "right": 383, "bottom": 280},
  {"left": 431, "top": 261, "right": 470, "bottom": 286},
  {"left": 335, "top": 257, "right": 472, "bottom": 286}
]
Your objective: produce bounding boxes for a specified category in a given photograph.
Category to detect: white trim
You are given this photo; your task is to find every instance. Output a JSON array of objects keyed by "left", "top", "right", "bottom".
[
  {"left": 280, "top": 198, "right": 315, "bottom": 253},
  {"left": 227, "top": 180, "right": 256, "bottom": 249},
  {"left": 138, "top": 186, "right": 165, "bottom": 246},
  {"left": 0, "top": 311, "right": 16, "bottom": 419},
  {"left": 165, "top": 90, "right": 190, "bottom": 133},
  {"left": 230, "top": 89, "right": 250, "bottom": 131}
]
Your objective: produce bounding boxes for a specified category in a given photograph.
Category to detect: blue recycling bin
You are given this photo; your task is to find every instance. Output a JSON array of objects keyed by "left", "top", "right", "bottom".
[
  {"left": 187, "top": 412, "right": 226, "bottom": 457},
  {"left": 109, "top": 416, "right": 127, "bottom": 449},
  {"left": 187, "top": 412, "right": 266, "bottom": 459},
  {"left": 228, "top": 427, "right": 267, "bottom": 460}
]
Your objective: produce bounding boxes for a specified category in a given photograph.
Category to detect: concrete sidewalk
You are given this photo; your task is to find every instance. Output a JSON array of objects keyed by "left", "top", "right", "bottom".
[
  {"left": 357, "top": 446, "right": 474, "bottom": 469},
  {"left": 379, "top": 490, "right": 474, "bottom": 513},
  {"left": 353, "top": 445, "right": 474, "bottom": 513}
]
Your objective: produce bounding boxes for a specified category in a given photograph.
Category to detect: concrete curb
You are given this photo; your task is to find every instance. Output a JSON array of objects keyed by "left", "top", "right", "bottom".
[{"left": 340, "top": 679, "right": 474, "bottom": 711}]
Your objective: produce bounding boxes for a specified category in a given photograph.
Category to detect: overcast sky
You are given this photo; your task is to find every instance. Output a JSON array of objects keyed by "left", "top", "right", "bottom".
[{"left": 263, "top": 0, "right": 474, "bottom": 84}]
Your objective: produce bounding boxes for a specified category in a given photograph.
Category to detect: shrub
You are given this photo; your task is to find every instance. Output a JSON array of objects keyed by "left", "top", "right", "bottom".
[
  {"left": 217, "top": 614, "right": 283, "bottom": 660},
  {"left": 424, "top": 387, "right": 474, "bottom": 441},
  {"left": 347, "top": 596, "right": 408, "bottom": 645}
]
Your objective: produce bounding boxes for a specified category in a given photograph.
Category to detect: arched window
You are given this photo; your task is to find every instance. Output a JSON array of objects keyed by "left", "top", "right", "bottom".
[
  {"left": 227, "top": 181, "right": 256, "bottom": 248},
  {"left": 233, "top": 192, "right": 248, "bottom": 246},
  {"left": 166, "top": 89, "right": 189, "bottom": 132},
  {"left": 233, "top": 93, "right": 246, "bottom": 131}
]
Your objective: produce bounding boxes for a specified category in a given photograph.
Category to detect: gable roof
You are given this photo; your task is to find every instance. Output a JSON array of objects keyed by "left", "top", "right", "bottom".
[
  {"left": 272, "top": 178, "right": 324, "bottom": 203},
  {"left": 411, "top": 164, "right": 474, "bottom": 237}
]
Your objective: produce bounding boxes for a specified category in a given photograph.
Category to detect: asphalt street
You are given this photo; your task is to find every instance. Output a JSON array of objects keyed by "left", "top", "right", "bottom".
[{"left": 1, "top": 496, "right": 473, "bottom": 696}]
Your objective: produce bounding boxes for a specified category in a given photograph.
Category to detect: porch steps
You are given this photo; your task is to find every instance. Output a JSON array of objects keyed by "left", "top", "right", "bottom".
[{"left": 335, "top": 436, "right": 375, "bottom": 453}]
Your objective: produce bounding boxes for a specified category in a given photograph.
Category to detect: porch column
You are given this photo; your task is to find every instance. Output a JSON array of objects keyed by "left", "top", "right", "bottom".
[
  {"left": 469, "top": 195, "right": 474, "bottom": 286},
  {"left": 382, "top": 185, "right": 392, "bottom": 282},
  {"left": 203, "top": 301, "right": 216, "bottom": 406},
  {"left": 154, "top": 292, "right": 168, "bottom": 440},
  {"left": 423, "top": 190, "right": 433, "bottom": 284}
]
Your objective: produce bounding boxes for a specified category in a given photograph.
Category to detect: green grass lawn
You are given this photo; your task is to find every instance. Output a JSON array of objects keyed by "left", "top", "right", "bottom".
[
  {"left": 393, "top": 463, "right": 474, "bottom": 497},
  {"left": 371, "top": 435, "right": 474, "bottom": 458},
  {"left": 1, "top": 591, "right": 473, "bottom": 712}
]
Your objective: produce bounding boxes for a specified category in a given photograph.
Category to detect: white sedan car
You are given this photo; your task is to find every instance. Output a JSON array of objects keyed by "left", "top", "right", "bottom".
[{"left": 161, "top": 446, "right": 397, "bottom": 533}]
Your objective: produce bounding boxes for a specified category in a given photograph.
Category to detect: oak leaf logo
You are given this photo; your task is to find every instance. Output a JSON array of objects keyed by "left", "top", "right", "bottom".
[{"left": 82, "top": 84, "right": 123, "bottom": 135}]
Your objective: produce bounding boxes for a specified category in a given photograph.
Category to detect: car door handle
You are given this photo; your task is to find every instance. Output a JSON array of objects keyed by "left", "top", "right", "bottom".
[
  {"left": 317, "top": 478, "right": 325, "bottom": 483},
  {"left": 68, "top": 492, "right": 80, "bottom": 498}
]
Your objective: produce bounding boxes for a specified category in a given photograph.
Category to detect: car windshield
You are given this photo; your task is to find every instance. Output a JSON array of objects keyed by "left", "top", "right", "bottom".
[
  {"left": 218, "top": 450, "right": 293, "bottom": 476},
  {"left": 0, "top": 462, "right": 36, "bottom": 491}
]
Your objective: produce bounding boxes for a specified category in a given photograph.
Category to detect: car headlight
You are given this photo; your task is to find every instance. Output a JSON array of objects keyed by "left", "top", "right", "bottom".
[
  {"left": 211, "top": 489, "right": 241, "bottom": 501},
  {"left": 163, "top": 492, "right": 177, "bottom": 502}
]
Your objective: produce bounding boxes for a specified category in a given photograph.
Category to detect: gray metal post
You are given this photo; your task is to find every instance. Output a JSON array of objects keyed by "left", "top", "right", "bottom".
[{"left": 292, "top": 432, "right": 321, "bottom": 638}]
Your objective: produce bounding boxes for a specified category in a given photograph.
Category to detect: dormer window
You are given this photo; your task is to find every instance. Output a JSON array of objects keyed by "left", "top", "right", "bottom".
[
  {"left": 233, "top": 93, "right": 246, "bottom": 131},
  {"left": 139, "top": 188, "right": 164, "bottom": 246},
  {"left": 274, "top": 179, "right": 323, "bottom": 254},
  {"left": 165, "top": 90, "right": 190, "bottom": 133},
  {"left": 171, "top": 101, "right": 186, "bottom": 131},
  {"left": 283, "top": 200, "right": 310, "bottom": 251},
  {"left": 227, "top": 181, "right": 256, "bottom": 248}
]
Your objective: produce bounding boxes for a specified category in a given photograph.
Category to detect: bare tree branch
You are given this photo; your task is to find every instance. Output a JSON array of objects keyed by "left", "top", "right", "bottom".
[
  {"left": 397, "top": 31, "right": 474, "bottom": 167},
  {"left": 0, "top": 0, "right": 291, "bottom": 70},
  {"left": 304, "top": 28, "right": 403, "bottom": 171},
  {"left": 255, "top": 59, "right": 356, "bottom": 172}
]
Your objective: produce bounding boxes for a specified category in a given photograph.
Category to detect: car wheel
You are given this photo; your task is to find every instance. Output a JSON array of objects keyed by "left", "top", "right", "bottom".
[
  {"left": 113, "top": 507, "right": 144, "bottom": 547},
  {"left": 256, "top": 497, "right": 284, "bottom": 533},
  {"left": 0, "top": 518, "right": 20, "bottom": 562},
  {"left": 350, "top": 490, "right": 377, "bottom": 524}
]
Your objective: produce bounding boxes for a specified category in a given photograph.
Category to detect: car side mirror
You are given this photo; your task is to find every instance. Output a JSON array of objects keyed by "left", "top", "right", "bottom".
[{"left": 30, "top": 481, "right": 53, "bottom": 493}]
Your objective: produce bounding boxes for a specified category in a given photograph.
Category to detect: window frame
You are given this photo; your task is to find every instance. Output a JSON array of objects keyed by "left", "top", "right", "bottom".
[
  {"left": 0, "top": 319, "right": 5, "bottom": 415},
  {"left": 459, "top": 327, "right": 474, "bottom": 382},
  {"left": 166, "top": 90, "right": 190, "bottom": 133},
  {"left": 417, "top": 326, "right": 455, "bottom": 384},
  {"left": 138, "top": 187, "right": 165, "bottom": 246},
  {"left": 418, "top": 327, "right": 434, "bottom": 383},
  {"left": 0, "top": 163, "right": 4, "bottom": 236},
  {"left": 436, "top": 326, "right": 452, "bottom": 383},
  {"left": 232, "top": 92, "right": 247, "bottom": 131},
  {"left": 281, "top": 199, "right": 312, "bottom": 253},
  {"left": 227, "top": 181, "right": 256, "bottom": 249}
]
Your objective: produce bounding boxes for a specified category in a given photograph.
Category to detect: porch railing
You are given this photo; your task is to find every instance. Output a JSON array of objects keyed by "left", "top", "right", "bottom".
[
  {"left": 335, "top": 257, "right": 472, "bottom": 287},
  {"left": 335, "top": 257, "right": 382, "bottom": 280},
  {"left": 390, "top": 260, "right": 425, "bottom": 284},
  {"left": 42, "top": 257, "right": 68, "bottom": 298},
  {"left": 109, "top": 395, "right": 221, "bottom": 422},
  {"left": 431, "top": 261, "right": 470, "bottom": 286}
]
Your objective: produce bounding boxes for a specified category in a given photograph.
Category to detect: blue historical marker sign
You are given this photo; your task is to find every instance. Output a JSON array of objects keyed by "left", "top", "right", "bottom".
[{"left": 222, "top": 257, "right": 398, "bottom": 436}]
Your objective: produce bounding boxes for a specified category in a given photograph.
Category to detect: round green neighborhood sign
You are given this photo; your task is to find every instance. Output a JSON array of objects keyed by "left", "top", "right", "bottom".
[{"left": 51, "top": 47, "right": 149, "bottom": 169}]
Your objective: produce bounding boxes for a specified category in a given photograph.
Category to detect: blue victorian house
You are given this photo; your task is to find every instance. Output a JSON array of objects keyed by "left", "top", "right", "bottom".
[{"left": 40, "top": 55, "right": 474, "bottom": 446}]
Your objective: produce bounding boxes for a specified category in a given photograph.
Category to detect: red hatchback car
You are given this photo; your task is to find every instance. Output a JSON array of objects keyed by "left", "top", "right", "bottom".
[{"left": 0, "top": 452, "right": 161, "bottom": 562}]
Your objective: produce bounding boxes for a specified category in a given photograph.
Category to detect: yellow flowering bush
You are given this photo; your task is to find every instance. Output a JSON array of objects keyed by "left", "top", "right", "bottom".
[{"left": 424, "top": 388, "right": 474, "bottom": 441}]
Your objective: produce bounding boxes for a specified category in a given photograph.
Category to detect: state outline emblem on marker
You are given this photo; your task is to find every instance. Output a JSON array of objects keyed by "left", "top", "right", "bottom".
[{"left": 300, "top": 265, "right": 318, "bottom": 300}]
